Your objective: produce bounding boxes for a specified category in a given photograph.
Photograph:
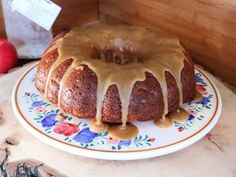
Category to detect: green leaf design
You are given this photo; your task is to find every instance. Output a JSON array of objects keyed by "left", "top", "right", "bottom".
[
  {"left": 138, "top": 143, "right": 143, "bottom": 146},
  {"left": 143, "top": 135, "right": 148, "bottom": 141},
  {"left": 67, "top": 117, "right": 73, "bottom": 121},
  {"left": 137, "top": 135, "right": 142, "bottom": 141},
  {"left": 83, "top": 123, "right": 88, "bottom": 127},
  {"left": 33, "top": 117, "right": 42, "bottom": 120}
]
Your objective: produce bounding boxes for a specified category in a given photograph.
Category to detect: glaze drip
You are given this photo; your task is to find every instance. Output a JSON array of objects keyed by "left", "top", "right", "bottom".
[
  {"left": 154, "top": 116, "right": 173, "bottom": 128},
  {"left": 194, "top": 92, "right": 203, "bottom": 102},
  {"left": 44, "top": 24, "right": 186, "bottom": 127},
  {"left": 155, "top": 108, "right": 190, "bottom": 128},
  {"left": 167, "top": 108, "right": 189, "bottom": 122},
  {"left": 89, "top": 119, "right": 109, "bottom": 133},
  {"left": 108, "top": 123, "right": 139, "bottom": 140}
]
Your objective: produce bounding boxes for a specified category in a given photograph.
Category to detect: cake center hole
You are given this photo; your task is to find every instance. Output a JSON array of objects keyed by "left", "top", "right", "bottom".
[{"left": 90, "top": 44, "right": 146, "bottom": 64}]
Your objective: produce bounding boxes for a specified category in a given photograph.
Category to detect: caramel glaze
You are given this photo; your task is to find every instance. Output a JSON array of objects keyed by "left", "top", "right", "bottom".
[
  {"left": 154, "top": 116, "right": 173, "bottom": 128},
  {"left": 44, "top": 24, "right": 189, "bottom": 139},
  {"left": 194, "top": 91, "right": 203, "bottom": 102},
  {"left": 167, "top": 108, "right": 189, "bottom": 122},
  {"left": 108, "top": 123, "right": 139, "bottom": 140},
  {"left": 155, "top": 92, "right": 201, "bottom": 128},
  {"left": 89, "top": 119, "right": 109, "bottom": 133},
  {"left": 90, "top": 120, "right": 139, "bottom": 139},
  {"left": 155, "top": 108, "right": 190, "bottom": 128}
]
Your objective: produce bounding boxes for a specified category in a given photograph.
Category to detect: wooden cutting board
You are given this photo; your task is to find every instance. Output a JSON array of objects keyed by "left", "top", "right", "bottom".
[{"left": 0, "top": 62, "right": 236, "bottom": 177}]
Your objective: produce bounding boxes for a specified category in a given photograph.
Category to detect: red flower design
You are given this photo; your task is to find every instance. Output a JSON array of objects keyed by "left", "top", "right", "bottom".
[
  {"left": 178, "top": 127, "right": 184, "bottom": 132},
  {"left": 107, "top": 137, "right": 119, "bottom": 144},
  {"left": 148, "top": 138, "right": 156, "bottom": 142},
  {"left": 25, "top": 92, "right": 30, "bottom": 96},
  {"left": 35, "top": 106, "right": 46, "bottom": 113},
  {"left": 196, "top": 85, "right": 207, "bottom": 95},
  {"left": 53, "top": 122, "right": 80, "bottom": 136}
]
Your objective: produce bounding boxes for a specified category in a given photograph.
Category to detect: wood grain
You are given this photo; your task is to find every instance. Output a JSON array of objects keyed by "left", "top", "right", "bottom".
[
  {"left": 0, "top": 0, "right": 235, "bottom": 86},
  {"left": 1, "top": 62, "right": 236, "bottom": 177},
  {"left": 99, "top": 0, "right": 236, "bottom": 86},
  {"left": 53, "top": 0, "right": 98, "bottom": 34},
  {"left": 0, "top": 0, "right": 98, "bottom": 37}
]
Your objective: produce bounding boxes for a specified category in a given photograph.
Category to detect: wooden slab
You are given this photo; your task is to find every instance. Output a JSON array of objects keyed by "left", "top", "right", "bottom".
[
  {"left": 99, "top": 0, "right": 236, "bottom": 87},
  {"left": 0, "top": 62, "right": 236, "bottom": 176}
]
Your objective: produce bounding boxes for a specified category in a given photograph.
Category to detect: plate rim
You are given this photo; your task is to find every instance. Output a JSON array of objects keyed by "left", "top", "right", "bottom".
[{"left": 12, "top": 63, "right": 222, "bottom": 160}]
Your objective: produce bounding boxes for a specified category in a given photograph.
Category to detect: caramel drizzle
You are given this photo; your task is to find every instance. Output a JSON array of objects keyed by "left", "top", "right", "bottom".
[
  {"left": 155, "top": 108, "right": 190, "bottom": 128},
  {"left": 43, "top": 38, "right": 63, "bottom": 57},
  {"left": 44, "top": 24, "right": 186, "bottom": 127}
]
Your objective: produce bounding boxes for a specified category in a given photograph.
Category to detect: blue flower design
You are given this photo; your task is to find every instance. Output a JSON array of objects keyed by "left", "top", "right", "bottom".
[
  {"left": 195, "top": 75, "right": 204, "bottom": 84},
  {"left": 188, "top": 115, "right": 195, "bottom": 121},
  {"left": 41, "top": 113, "right": 58, "bottom": 127},
  {"left": 200, "top": 97, "right": 210, "bottom": 105},
  {"left": 73, "top": 128, "right": 98, "bottom": 143},
  {"left": 118, "top": 140, "right": 131, "bottom": 147},
  {"left": 31, "top": 101, "right": 45, "bottom": 107}
]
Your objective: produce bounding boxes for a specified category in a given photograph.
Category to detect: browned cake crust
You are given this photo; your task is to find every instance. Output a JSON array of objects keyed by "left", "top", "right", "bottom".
[{"left": 35, "top": 31, "right": 196, "bottom": 123}]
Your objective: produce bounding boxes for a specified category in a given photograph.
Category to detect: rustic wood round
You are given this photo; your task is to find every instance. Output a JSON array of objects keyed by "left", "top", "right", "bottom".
[{"left": 0, "top": 62, "right": 236, "bottom": 177}]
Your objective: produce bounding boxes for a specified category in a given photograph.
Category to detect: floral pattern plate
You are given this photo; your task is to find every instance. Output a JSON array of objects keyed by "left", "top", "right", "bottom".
[{"left": 12, "top": 64, "right": 222, "bottom": 160}]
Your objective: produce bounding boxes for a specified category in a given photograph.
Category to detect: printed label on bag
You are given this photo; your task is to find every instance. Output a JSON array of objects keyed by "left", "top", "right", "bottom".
[{"left": 12, "top": 0, "right": 61, "bottom": 31}]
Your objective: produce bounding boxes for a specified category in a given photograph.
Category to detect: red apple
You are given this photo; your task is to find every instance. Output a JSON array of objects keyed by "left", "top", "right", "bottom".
[{"left": 0, "top": 39, "right": 18, "bottom": 73}]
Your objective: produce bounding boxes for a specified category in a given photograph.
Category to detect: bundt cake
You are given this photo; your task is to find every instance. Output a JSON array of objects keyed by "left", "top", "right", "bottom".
[{"left": 35, "top": 24, "right": 196, "bottom": 136}]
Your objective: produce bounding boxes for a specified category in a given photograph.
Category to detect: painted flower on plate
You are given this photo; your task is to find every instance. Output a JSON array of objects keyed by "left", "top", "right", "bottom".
[
  {"left": 24, "top": 92, "right": 30, "bottom": 96},
  {"left": 41, "top": 113, "right": 58, "bottom": 127},
  {"left": 147, "top": 138, "right": 156, "bottom": 142},
  {"left": 196, "top": 84, "right": 207, "bottom": 95},
  {"left": 107, "top": 137, "right": 119, "bottom": 144},
  {"left": 31, "top": 101, "right": 44, "bottom": 107},
  {"left": 73, "top": 128, "right": 98, "bottom": 143},
  {"left": 195, "top": 75, "right": 204, "bottom": 84},
  {"left": 200, "top": 97, "right": 210, "bottom": 105},
  {"left": 53, "top": 122, "right": 80, "bottom": 136},
  {"left": 35, "top": 106, "right": 46, "bottom": 113},
  {"left": 178, "top": 127, "right": 184, "bottom": 132},
  {"left": 188, "top": 115, "right": 195, "bottom": 121},
  {"left": 118, "top": 140, "right": 131, "bottom": 147}
]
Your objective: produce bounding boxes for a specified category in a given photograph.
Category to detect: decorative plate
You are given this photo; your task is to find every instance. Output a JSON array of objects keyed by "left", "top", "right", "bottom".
[{"left": 12, "top": 64, "right": 222, "bottom": 160}]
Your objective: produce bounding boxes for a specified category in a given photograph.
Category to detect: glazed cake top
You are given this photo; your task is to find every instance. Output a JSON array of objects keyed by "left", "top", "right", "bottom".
[{"left": 45, "top": 24, "right": 188, "bottom": 127}]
